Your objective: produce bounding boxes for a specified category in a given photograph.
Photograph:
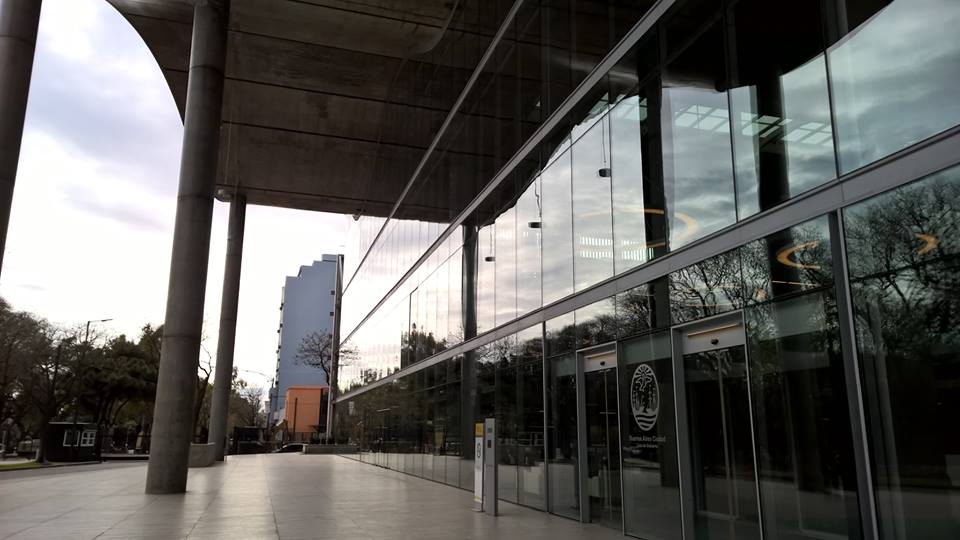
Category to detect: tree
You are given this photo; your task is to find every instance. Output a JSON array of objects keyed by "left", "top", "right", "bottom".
[
  {"left": 27, "top": 327, "right": 79, "bottom": 463},
  {"left": 295, "top": 331, "right": 355, "bottom": 383},
  {"left": 238, "top": 386, "right": 265, "bottom": 427},
  {"left": 0, "top": 300, "right": 167, "bottom": 458},
  {"left": 77, "top": 334, "right": 156, "bottom": 428},
  {"left": 0, "top": 298, "right": 46, "bottom": 435},
  {"left": 295, "top": 331, "right": 334, "bottom": 381},
  {"left": 192, "top": 345, "right": 213, "bottom": 442}
]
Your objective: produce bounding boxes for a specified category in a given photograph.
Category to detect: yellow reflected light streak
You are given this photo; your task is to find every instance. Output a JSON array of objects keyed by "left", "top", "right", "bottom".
[
  {"left": 776, "top": 241, "right": 821, "bottom": 270},
  {"left": 914, "top": 233, "right": 938, "bottom": 254},
  {"left": 606, "top": 207, "right": 700, "bottom": 248}
]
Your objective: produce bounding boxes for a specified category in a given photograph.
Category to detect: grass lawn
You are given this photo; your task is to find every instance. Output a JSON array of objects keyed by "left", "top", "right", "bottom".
[{"left": 0, "top": 460, "right": 45, "bottom": 471}]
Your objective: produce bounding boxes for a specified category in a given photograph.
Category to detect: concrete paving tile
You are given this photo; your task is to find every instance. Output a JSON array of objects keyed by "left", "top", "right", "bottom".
[{"left": 1, "top": 455, "right": 634, "bottom": 540}]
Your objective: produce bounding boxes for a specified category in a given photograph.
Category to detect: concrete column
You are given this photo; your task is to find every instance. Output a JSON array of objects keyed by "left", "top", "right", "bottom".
[
  {"left": 208, "top": 194, "right": 245, "bottom": 461},
  {"left": 0, "top": 0, "right": 42, "bottom": 277},
  {"left": 146, "top": 0, "right": 229, "bottom": 494}
]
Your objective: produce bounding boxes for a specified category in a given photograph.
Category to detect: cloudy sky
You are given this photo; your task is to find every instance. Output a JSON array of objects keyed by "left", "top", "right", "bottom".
[{"left": 0, "top": 0, "right": 348, "bottom": 389}]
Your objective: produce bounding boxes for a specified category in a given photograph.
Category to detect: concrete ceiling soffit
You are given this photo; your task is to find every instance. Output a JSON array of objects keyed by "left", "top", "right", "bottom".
[{"left": 230, "top": 0, "right": 450, "bottom": 59}]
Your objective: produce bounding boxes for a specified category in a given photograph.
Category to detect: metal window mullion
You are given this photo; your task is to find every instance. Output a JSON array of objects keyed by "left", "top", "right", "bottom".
[
  {"left": 575, "top": 351, "right": 589, "bottom": 523},
  {"left": 738, "top": 310, "right": 766, "bottom": 540},
  {"left": 670, "top": 327, "right": 695, "bottom": 540},
  {"left": 613, "top": 345, "right": 628, "bottom": 536},
  {"left": 827, "top": 211, "right": 880, "bottom": 540},
  {"left": 541, "top": 323, "right": 550, "bottom": 512}
]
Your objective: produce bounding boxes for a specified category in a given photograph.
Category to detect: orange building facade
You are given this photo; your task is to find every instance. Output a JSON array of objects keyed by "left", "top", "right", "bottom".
[{"left": 282, "top": 385, "right": 330, "bottom": 437}]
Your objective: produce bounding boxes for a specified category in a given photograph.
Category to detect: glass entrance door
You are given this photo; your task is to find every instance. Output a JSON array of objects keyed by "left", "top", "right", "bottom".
[
  {"left": 547, "top": 354, "right": 580, "bottom": 520},
  {"left": 677, "top": 317, "right": 761, "bottom": 540},
  {"left": 584, "top": 364, "right": 623, "bottom": 529}
]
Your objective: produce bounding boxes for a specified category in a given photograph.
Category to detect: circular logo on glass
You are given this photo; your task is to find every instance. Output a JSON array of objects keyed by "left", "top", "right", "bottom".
[{"left": 630, "top": 364, "right": 660, "bottom": 431}]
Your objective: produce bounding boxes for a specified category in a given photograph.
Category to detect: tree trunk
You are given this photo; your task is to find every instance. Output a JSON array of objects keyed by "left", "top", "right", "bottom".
[{"left": 192, "top": 379, "right": 208, "bottom": 442}]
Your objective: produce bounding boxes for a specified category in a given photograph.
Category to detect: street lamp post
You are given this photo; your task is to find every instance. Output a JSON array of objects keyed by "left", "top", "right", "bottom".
[{"left": 72, "top": 318, "right": 112, "bottom": 461}]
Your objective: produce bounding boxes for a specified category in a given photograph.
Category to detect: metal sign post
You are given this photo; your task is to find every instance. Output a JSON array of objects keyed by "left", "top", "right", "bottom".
[
  {"left": 483, "top": 417, "right": 498, "bottom": 516},
  {"left": 473, "top": 422, "right": 483, "bottom": 512}
]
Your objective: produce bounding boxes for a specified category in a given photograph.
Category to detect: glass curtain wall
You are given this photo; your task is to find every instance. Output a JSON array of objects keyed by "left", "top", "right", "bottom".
[
  {"left": 619, "top": 331, "right": 682, "bottom": 540},
  {"left": 337, "top": 175, "right": 959, "bottom": 539},
  {"left": 844, "top": 165, "right": 960, "bottom": 539},
  {"left": 336, "top": 10, "right": 960, "bottom": 538},
  {"left": 341, "top": 0, "right": 960, "bottom": 398}
]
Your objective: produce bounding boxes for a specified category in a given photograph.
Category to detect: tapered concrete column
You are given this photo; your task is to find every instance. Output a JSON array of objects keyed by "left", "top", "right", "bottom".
[
  {"left": 146, "top": 0, "right": 229, "bottom": 494},
  {"left": 0, "top": 0, "right": 42, "bottom": 277},
  {"left": 208, "top": 194, "right": 245, "bottom": 461}
]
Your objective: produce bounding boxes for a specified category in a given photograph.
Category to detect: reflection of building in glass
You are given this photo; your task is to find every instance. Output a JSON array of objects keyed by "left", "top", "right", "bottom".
[{"left": 332, "top": 1, "right": 960, "bottom": 538}]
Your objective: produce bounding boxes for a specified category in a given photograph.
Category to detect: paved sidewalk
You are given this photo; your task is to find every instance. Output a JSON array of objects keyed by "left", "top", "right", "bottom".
[{"left": 0, "top": 454, "right": 624, "bottom": 540}]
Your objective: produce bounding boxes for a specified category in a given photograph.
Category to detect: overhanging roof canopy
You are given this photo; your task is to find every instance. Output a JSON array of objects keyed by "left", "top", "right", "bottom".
[{"left": 106, "top": 0, "right": 505, "bottom": 220}]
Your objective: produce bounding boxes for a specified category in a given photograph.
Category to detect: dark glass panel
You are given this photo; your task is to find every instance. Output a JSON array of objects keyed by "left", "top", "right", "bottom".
[
  {"left": 448, "top": 248, "right": 463, "bottom": 344},
  {"left": 423, "top": 386, "right": 437, "bottom": 480},
  {"left": 417, "top": 280, "right": 429, "bottom": 361},
  {"left": 497, "top": 357, "right": 520, "bottom": 503},
  {"left": 741, "top": 217, "right": 832, "bottom": 305},
  {"left": 829, "top": 0, "right": 960, "bottom": 173},
  {"left": 544, "top": 0, "right": 573, "bottom": 114},
  {"left": 844, "top": 168, "right": 960, "bottom": 538},
  {"left": 617, "top": 284, "right": 654, "bottom": 338},
  {"left": 444, "top": 381, "right": 462, "bottom": 486},
  {"left": 616, "top": 277, "right": 673, "bottom": 339},
  {"left": 620, "top": 331, "right": 682, "bottom": 540},
  {"left": 547, "top": 353, "right": 580, "bottom": 519},
  {"left": 408, "top": 288, "right": 421, "bottom": 364},
  {"left": 515, "top": 324, "right": 546, "bottom": 507},
  {"left": 575, "top": 297, "right": 618, "bottom": 349},
  {"left": 670, "top": 249, "right": 744, "bottom": 323},
  {"left": 746, "top": 291, "right": 862, "bottom": 539},
  {"left": 729, "top": 0, "right": 836, "bottom": 218},
  {"left": 541, "top": 149, "right": 575, "bottom": 305},
  {"left": 519, "top": 359, "right": 546, "bottom": 509},
  {"left": 436, "top": 259, "right": 449, "bottom": 353},
  {"left": 426, "top": 269, "right": 439, "bottom": 357},
  {"left": 612, "top": 1, "right": 658, "bottom": 43},
  {"left": 584, "top": 365, "right": 623, "bottom": 529},
  {"left": 546, "top": 311, "right": 577, "bottom": 356},
  {"left": 610, "top": 63, "right": 669, "bottom": 273},
  {"left": 661, "top": 20, "right": 737, "bottom": 249},
  {"left": 684, "top": 345, "right": 761, "bottom": 540},
  {"left": 460, "top": 350, "right": 479, "bottom": 490},
  {"left": 573, "top": 0, "right": 613, "bottom": 88}
]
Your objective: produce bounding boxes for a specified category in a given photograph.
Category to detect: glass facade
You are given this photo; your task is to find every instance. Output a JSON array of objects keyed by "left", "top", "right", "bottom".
[
  {"left": 845, "top": 168, "right": 960, "bottom": 539},
  {"left": 334, "top": 0, "right": 960, "bottom": 538}
]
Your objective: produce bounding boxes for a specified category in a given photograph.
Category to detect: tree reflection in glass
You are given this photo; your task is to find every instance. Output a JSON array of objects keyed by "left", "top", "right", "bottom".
[
  {"left": 844, "top": 169, "right": 960, "bottom": 539},
  {"left": 741, "top": 217, "right": 832, "bottom": 305},
  {"left": 669, "top": 249, "right": 744, "bottom": 324},
  {"left": 746, "top": 291, "right": 862, "bottom": 539}
]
